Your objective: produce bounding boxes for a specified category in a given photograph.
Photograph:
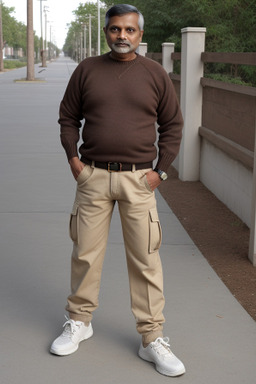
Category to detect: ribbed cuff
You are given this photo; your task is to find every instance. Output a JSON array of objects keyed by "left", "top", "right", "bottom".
[
  {"left": 155, "top": 153, "right": 176, "bottom": 173},
  {"left": 60, "top": 136, "right": 78, "bottom": 161}
]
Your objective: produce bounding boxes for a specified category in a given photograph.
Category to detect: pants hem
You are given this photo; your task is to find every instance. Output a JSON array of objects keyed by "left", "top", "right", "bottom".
[
  {"left": 142, "top": 329, "right": 164, "bottom": 346},
  {"left": 68, "top": 312, "right": 91, "bottom": 326}
]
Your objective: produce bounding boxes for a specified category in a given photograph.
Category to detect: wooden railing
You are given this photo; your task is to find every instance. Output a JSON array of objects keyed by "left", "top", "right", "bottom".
[
  {"left": 201, "top": 52, "right": 256, "bottom": 66},
  {"left": 168, "top": 51, "right": 256, "bottom": 169},
  {"left": 142, "top": 37, "right": 256, "bottom": 264}
]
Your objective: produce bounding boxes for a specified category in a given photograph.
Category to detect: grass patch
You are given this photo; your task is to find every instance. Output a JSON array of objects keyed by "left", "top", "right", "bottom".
[{"left": 3, "top": 60, "right": 27, "bottom": 70}]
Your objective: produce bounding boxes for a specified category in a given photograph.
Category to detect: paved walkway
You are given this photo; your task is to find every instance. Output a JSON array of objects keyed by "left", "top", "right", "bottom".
[{"left": 0, "top": 57, "right": 255, "bottom": 384}]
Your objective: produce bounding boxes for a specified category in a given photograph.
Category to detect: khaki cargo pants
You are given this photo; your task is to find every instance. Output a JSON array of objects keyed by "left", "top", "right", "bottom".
[{"left": 66, "top": 163, "right": 165, "bottom": 345}]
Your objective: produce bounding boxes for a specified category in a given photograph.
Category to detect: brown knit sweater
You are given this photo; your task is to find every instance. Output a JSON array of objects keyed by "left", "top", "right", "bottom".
[{"left": 59, "top": 53, "right": 183, "bottom": 172}]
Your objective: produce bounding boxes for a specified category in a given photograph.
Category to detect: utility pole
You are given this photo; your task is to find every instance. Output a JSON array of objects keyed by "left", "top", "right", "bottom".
[
  {"left": 49, "top": 23, "right": 52, "bottom": 60},
  {"left": 80, "top": 30, "right": 83, "bottom": 62},
  {"left": 88, "top": 14, "right": 92, "bottom": 57},
  {"left": 0, "top": 0, "right": 4, "bottom": 72},
  {"left": 83, "top": 24, "right": 87, "bottom": 59},
  {"left": 27, "top": 0, "right": 35, "bottom": 80},
  {"left": 97, "top": 0, "right": 100, "bottom": 55},
  {"left": 44, "top": 6, "right": 49, "bottom": 61},
  {"left": 38, "top": 0, "right": 47, "bottom": 67}
]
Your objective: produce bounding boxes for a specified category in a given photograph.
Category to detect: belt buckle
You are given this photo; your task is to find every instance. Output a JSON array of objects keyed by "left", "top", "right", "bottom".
[{"left": 107, "top": 162, "right": 122, "bottom": 172}]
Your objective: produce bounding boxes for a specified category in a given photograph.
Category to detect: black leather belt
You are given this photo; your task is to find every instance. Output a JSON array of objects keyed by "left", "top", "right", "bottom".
[{"left": 82, "top": 158, "right": 152, "bottom": 172}]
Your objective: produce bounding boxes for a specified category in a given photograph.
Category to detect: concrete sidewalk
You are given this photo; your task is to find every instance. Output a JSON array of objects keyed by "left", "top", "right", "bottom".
[{"left": 0, "top": 57, "right": 255, "bottom": 384}]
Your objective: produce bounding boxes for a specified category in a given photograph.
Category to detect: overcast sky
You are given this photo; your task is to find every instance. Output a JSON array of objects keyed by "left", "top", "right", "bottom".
[{"left": 3, "top": 0, "right": 99, "bottom": 48}]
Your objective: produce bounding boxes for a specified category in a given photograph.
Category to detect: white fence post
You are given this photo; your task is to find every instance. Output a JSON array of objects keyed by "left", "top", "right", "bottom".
[
  {"left": 248, "top": 104, "right": 256, "bottom": 266},
  {"left": 136, "top": 42, "right": 147, "bottom": 56},
  {"left": 162, "top": 42, "right": 175, "bottom": 74},
  {"left": 179, "top": 27, "right": 206, "bottom": 181}
]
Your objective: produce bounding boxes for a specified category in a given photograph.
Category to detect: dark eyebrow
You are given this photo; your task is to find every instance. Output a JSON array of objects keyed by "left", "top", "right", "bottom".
[{"left": 109, "top": 24, "right": 137, "bottom": 30}]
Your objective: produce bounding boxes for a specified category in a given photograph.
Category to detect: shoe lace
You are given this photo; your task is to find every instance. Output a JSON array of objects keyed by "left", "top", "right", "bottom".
[
  {"left": 152, "top": 337, "right": 174, "bottom": 356},
  {"left": 62, "top": 315, "right": 82, "bottom": 337}
]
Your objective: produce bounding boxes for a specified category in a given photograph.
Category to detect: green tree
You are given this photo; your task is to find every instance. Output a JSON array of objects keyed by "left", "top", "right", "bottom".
[
  {"left": 63, "top": 2, "right": 108, "bottom": 59},
  {"left": 102, "top": 0, "right": 256, "bottom": 53},
  {"left": 2, "top": 2, "right": 42, "bottom": 58},
  {"left": 102, "top": 0, "right": 256, "bottom": 84},
  {"left": 102, "top": 0, "right": 177, "bottom": 51},
  {"left": 2, "top": 4, "right": 19, "bottom": 48}
]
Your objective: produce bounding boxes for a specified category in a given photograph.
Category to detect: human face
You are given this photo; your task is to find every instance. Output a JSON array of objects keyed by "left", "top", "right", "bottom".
[{"left": 104, "top": 13, "right": 144, "bottom": 61}]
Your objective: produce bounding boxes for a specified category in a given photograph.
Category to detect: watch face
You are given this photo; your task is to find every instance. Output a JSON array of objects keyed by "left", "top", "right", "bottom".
[
  {"left": 161, "top": 172, "right": 168, "bottom": 180},
  {"left": 155, "top": 168, "right": 168, "bottom": 180}
]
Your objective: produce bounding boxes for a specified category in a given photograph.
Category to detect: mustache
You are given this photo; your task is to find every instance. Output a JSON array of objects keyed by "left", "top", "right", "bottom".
[{"left": 114, "top": 40, "right": 131, "bottom": 46}]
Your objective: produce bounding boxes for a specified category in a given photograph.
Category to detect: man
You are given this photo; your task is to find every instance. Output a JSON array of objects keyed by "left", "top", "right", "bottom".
[{"left": 50, "top": 4, "right": 185, "bottom": 377}]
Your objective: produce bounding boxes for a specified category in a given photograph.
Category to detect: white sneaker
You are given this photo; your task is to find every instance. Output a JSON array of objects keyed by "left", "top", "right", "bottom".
[
  {"left": 50, "top": 316, "right": 93, "bottom": 356},
  {"left": 138, "top": 337, "right": 186, "bottom": 377}
]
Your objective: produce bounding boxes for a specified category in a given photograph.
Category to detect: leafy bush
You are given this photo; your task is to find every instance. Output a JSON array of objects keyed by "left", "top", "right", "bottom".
[
  {"left": 204, "top": 73, "right": 253, "bottom": 87},
  {"left": 3, "top": 60, "right": 27, "bottom": 69}
]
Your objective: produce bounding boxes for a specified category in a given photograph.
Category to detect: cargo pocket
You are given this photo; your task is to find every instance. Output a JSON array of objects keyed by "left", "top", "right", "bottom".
[
  {"left": 69, "top": 203, "right": 79, "bottom": 243},
  {"left": 149, "top": 208, "right": 162, "bottom": 253}
]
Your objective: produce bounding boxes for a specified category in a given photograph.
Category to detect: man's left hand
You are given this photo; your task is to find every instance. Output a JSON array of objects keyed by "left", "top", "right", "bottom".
[{"left": 146, "top": 170, "right": 162, "bottom": 191}]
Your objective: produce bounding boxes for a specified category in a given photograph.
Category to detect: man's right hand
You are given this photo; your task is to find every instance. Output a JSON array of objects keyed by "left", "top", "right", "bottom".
[{"left": 69, "top": 157, "right": 85, "bottom": 180}]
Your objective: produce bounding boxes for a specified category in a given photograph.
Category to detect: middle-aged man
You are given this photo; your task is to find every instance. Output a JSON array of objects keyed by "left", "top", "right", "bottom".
[{"left": 50, "top": 4, "right": 185, "bottom": 377}]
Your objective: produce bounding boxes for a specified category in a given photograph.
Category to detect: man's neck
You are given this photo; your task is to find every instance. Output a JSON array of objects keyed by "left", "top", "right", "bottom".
[{"left": 109, "top": 51, "right": 137, "bottom": 62}]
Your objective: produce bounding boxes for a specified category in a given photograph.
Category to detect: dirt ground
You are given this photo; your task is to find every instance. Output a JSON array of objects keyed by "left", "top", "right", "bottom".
[{"left": 158, "top": 166, "right": 256, "bottom": 321}]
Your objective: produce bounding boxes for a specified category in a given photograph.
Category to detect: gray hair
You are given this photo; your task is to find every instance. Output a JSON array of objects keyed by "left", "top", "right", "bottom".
[{"left": 105, "top": 4, "right": 144, "bottom": 30}]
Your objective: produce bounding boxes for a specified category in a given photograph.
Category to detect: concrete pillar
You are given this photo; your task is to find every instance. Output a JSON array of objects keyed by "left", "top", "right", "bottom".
[
  {"left": 179, "top": 27, "right": 206, "bottom": 181},
  {"left": 137, "top": 42, "right": 147, "bottom": 56},
  {"left": 162, "top": 42, "right": 175, "bottom": 74},
  {"left": 248, "top": 99, "right": 256, "bottom": 266}
]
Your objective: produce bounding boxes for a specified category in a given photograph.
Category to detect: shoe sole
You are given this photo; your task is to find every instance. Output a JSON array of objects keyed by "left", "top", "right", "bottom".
[
  {"left": 50, "top": 325, "right": 93, "bottom": 356},
  {"left": 138, "top": 349, "right": 186, "bottom": 377},
  {"left": 156, "top": 365, "right": 186, "bottom": 377}
]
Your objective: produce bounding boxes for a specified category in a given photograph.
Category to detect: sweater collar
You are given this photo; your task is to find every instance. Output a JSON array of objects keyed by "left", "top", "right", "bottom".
[{"left": 107, "top": 51, "right": 139, "bottom": 64}]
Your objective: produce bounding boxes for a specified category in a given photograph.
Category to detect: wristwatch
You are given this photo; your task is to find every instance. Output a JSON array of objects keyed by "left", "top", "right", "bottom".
[{"left": 154, "top": 168, "right": 168, "bottom": 181}]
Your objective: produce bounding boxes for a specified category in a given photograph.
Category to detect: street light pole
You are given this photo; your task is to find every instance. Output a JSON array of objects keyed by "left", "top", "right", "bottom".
[
  {"left": 88, "top": 14, "right": 92, "bottom": 57},
  {"left": 80, "top": 30, "right": 83, "bottom": 62},
  {"left": 38, "top": 0, "right": 47, "bottom": 67},
  {"left": 97, "top": 0, "right": 100, "bottom": 56},
  {"left": 49, "top": 23, "right": 52, "bottom": 60},
  {"left": 83, "top": 24, "right": 87, "bottom": 59},
  {"left": 44, "top": 6, "right": 49, "bottom": 60},
  {"left": 0, "top": 0, "right": 4, "bottom": 72}
]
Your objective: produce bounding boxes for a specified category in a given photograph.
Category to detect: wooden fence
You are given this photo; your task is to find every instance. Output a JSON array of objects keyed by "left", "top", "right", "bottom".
[
  {"left": 167, "top": 51, "right": 256, "bottom": 170},
  {"left": 141, "top": 35, "right": 256, "bottom": 265}
]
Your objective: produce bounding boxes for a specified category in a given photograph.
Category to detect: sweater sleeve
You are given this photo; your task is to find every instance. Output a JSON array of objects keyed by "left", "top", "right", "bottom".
[
  {"left": 155, "top": 70, "right": 183, "bottom": 172},
  {"left": 59, "top": 64, "right": 84, "bottom": 161}
]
